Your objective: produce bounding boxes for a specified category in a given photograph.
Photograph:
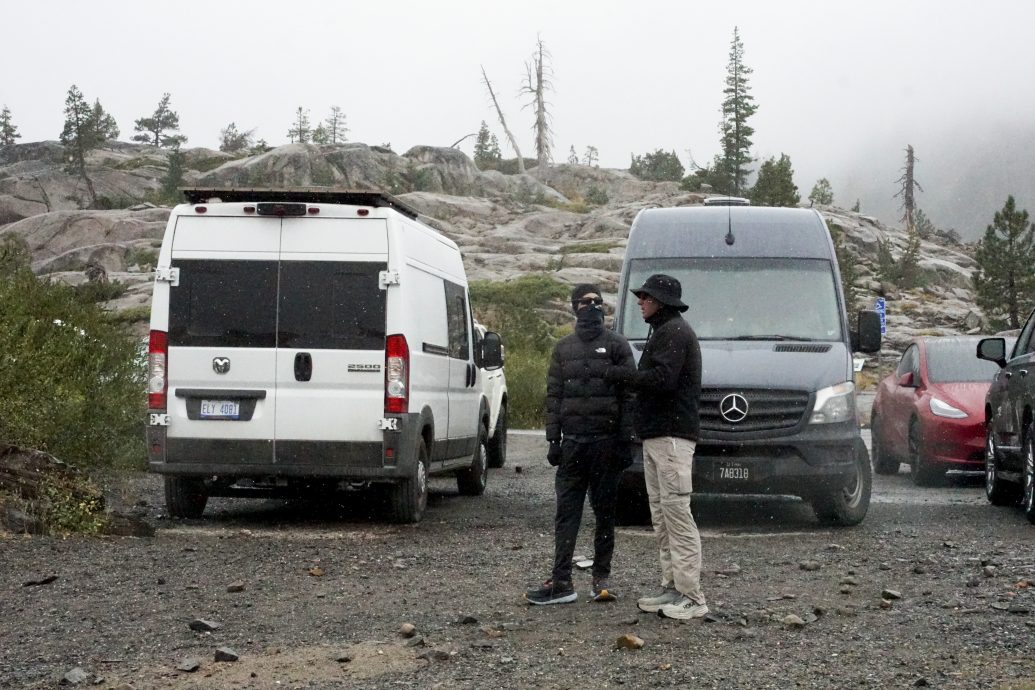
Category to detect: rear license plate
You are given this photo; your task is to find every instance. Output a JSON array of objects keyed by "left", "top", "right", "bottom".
[
  {"left": 715, "top": 461, "right": 750, "bottom": 481},
  {"left": 200, "top": 400, "right": 240, "bottom": 419}
]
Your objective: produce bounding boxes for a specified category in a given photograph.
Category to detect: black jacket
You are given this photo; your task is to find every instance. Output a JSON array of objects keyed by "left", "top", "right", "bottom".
[
  {"left": 627, "top": 308, "right": 701, "bottom": 441},
  {"left": 545, "top": 321, "right": 635, "bottom": 443}
]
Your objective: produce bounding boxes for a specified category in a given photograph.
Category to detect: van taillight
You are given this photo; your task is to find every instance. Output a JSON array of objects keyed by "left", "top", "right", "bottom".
[
  {"left": 148, "top": 330, "right": 168, "bottom": 409},
  {"left": 384, "top": 334, "right": 409, "bottom": 414}
]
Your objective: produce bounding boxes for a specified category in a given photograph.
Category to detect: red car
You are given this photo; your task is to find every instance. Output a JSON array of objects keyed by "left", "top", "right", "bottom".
[{"left": 870, "top": 336, "right": 1004, "bottom": 485}]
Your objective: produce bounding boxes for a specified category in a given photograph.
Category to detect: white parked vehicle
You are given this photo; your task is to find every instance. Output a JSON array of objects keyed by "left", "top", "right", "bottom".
[
  {"left": 475, "top": 323, "right": 508, "bottom": 467},
  {"left": 146, "top": 188, "right": 503, "bottom": 523}
]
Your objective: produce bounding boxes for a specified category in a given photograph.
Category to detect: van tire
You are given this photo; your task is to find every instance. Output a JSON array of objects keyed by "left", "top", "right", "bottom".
[
  {"left": 810, "top": 438, "right": 872, "bottom": 527},
  {"left": 457, "top": 425, "right": 489, "bottom": 496},
  {"left": 388, "top": 439, "right": 429, "bottom": 523},
  {"left": 870, "top": 415, "right": 899, "bottom": 475},
  {"left": 486, "top": 404, "right": 507, "bottom": 468},
  {"left": 164, "top": 477, "right": 208, "bottom": 519}
]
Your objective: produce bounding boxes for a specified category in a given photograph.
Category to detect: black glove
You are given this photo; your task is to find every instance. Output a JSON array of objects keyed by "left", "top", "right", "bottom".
[
  {"left": 604, "top": 366, "right": 634, "bottom": 384},
  {"left": 547, "top": 440, "right": 562, "bottom": 466}
]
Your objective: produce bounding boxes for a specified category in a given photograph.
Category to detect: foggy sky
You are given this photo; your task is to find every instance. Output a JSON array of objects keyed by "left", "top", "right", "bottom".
[{"left": 4, "top": 0, "right": 1034, "bottom": 238}]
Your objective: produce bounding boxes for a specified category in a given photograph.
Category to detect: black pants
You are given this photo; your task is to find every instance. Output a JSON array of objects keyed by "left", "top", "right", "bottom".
[{"left": 551, "top": 438, "right": 624, "bottom": 584}]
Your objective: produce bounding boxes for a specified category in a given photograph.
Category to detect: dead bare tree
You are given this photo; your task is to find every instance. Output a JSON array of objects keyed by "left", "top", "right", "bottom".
[
  {"left": 30, "top": 176, "right": 52, "bottom": 212},
  {"left": 894, "top": 144, "right": 923, "bottom": 230},
  {"left": 480, "top": 66, "right": 525, "bottom": 174},
  {"left": 520, "top": 36, "right": 553, "bottom": 176}
]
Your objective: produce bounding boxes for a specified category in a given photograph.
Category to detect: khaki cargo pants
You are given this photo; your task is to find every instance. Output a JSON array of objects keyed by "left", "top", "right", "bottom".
[{"left": 642, "top": 436, "right": 706, "bottom": 605}]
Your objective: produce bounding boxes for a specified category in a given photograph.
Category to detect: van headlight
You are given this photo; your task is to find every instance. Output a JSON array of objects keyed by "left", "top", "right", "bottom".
[{"left": 809, "top": 382, "right": 855, "bottom": 424}]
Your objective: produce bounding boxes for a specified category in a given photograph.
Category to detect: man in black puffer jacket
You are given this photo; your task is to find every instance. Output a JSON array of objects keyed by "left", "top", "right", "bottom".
[{"left": 525, "top": 284, "right": 636, "bottom": 606}]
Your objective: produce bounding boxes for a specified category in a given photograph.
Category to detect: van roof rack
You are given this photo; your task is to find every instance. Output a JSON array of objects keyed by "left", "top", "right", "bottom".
[{"left": 180, "top": 187, "right": 420, "bottom": 220}]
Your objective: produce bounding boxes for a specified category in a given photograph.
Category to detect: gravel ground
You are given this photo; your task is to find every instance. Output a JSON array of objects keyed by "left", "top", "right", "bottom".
[{"left": 2, "top": 432, "right": 1035, "bottom": 690}]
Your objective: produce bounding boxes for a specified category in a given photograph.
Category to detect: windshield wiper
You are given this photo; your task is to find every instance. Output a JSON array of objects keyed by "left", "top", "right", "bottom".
[{"left": 729, "top": 334, "right": 817, "bottom": 342}]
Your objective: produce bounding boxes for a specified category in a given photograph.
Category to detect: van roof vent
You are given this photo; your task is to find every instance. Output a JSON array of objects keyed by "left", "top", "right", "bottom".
[
  {"left": 179, "top": 187, "right": 420, "bottom": 220},
  {"left": 773, "top": 343, "right": 832, "bottom": 353}
]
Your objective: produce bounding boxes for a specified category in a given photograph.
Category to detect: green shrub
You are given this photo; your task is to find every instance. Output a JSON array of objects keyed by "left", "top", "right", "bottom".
[
  {"left": 109, "top": 305, "right": 150, "bottom": 324},
  {"left": 470, "top": 275, "right": 569, "bottom": 427},
  {"left": 75, "top": 279, "right": 129, "bottom": 303},
  {"left": 585, "top": 186, "right": 609, "bottom": 205},
  {"left": 0, "top": 268, "right": 146, "bottom": 471},
  {"left": 125, "top": 247, "right": 158, "bottom": 269},
  {"left": 559, "top": 241, "right": 618, "bottom": 254}
]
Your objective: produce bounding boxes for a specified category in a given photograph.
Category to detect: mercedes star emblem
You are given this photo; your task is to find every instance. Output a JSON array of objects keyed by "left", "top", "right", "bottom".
[
  {"left": 212, "top": 357, "right": 231, "bottom": 374},
  {"left": 719, "top": 393, "right": 749, "bottom": 423}
]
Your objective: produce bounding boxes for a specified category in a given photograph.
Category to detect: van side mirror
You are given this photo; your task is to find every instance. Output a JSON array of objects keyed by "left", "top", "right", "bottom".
[
  {"left": 852, "top": 310, "right": 881, "bottom": 353},
  {"left": 977, "top": 337, "right": 1007, "bottom": 368},
  {"left": 477, "top": 331, "right": 504, "bottom": 370}
]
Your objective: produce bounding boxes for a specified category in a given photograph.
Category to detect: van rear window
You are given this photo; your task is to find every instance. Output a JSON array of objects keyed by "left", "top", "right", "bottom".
[{"left": 169, "top": 259, "right": 386, "bottom": 350}]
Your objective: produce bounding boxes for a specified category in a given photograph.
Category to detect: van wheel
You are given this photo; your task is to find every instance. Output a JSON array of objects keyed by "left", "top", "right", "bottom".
[
  {"left": 811, "top": 438, "right": 872, "bottom": 526},
  {"left": 985, "top": 426, "right": 1018, "bottom": 506},
  {"left": 486, "top": 405, "right": 507, "bottom": 468},
  {"left": 164, "top": 477, "right": 208, "bottom": 518},
  {"left": 388, "top": 439, "right": 429, "bottom": 523},
  {"left": 870, "top": 414, "right": 899, "bottom": 475},
  {"left": 457, "top": 425, "right": 489, "bottom": 496},
  {"left": 909, "top": 419, "right": 943, "bottom": 487}
]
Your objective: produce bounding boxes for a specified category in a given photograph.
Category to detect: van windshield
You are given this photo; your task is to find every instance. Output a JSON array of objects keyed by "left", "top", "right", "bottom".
[{"left": 620, "top": 258, "right": 843, "bottom": 342}]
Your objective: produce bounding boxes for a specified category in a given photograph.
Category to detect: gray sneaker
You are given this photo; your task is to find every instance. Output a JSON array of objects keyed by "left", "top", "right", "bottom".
[
  {"left": 658, "top": 596, "right": 709, "bottom": 620},
  {"left": 636, "top": 587, "right": 682, "bottom": 613}
]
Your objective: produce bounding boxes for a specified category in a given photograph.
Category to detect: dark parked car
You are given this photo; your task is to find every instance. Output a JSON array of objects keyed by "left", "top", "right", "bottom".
[
  {"left": 871, "top": 336, "right": 1004, "bottom": 485},
  {"left": 978, "top": 312, "right": 1035, "bottom": 523}
]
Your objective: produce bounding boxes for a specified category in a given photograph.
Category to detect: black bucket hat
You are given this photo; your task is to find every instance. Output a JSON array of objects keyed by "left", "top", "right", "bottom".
[{"left": 630, "top": 273, "right": 688, "bottom": 312}]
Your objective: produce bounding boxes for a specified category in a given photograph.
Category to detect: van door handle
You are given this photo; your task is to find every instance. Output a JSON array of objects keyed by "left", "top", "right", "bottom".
[
  {"left": 294, "top": 352, "right": 313, "bottom": 382},
  {"left": 1021, "top": 369, "right": 1029, "bottom": 377},
  {"left": 468, "top": 362, "right": 476, "bottom": 387}
]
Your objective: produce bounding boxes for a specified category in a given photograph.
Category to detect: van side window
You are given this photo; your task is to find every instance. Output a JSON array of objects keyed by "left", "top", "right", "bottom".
[{"left": 444, "top": 281, "right": 470, "bottom": 360}]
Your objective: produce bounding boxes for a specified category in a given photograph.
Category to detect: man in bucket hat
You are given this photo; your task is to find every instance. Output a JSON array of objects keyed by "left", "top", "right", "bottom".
[
  {"left": 607, "top": 273, "right": 708, "bottom": 620},
  {"left": 525, "top": 283, "right": 636, "bottom": 605}
]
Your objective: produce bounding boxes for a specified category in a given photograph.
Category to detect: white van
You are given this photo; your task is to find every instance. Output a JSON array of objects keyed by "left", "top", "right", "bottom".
[
  {"left": 474, "top": 322, "right": 508, "bottom": 467},
  {"left": 146, "top": 188, "right": 503, "bottom": 523}
]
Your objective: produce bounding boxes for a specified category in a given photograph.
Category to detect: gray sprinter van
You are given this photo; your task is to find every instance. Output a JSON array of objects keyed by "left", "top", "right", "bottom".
[{"left": 615, "top": 205, "right": 881, "bottom": 525}]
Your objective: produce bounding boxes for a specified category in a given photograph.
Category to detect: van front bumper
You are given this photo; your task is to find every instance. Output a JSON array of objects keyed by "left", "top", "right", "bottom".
[
  {"left": 146, "top": 411, "right": 422, "bottom": 482},
  {"left": 619, "top": 421, "right": 860, "bottom": 498}
]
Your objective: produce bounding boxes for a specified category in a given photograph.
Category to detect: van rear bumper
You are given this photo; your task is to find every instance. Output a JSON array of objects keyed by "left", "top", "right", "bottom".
[
  {"left": 619, "top": 422, "right": 860, "bottom": 497},
  {"left": 147, "top": 412, "right": 422, "bottom": 482}
]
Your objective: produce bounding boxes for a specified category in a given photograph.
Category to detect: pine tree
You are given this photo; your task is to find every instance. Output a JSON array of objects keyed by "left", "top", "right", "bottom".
[
  {"left": 809, "top": 178, "right": 834, "bottom": 206},
  {"left": 717, "top": 26, "right": 757, "bottom": 195},
  {"left": 0, "top": 105, "right": 21, "bottom": 146},
  {"left": 914, "top": 208, "right": 935, "bottom": 238},
  {"left": 567, "top": 145, "right": 578, "bottom": 165},
  {"left": 160, "top": 145, "right": 185, "bottom": 203},
  {"left": 751, "top": 154, "right": 799, "bottom": 207},
  {"left": 897, "top": 227, "right": 923, "bottom": 289},
  {"left": 583, "top": 145, "right": 598, "bottom": 167},
  {"left": 324, "top": 106, "right": 348, "bottom": 144},
  {"left": 219, "top": 122, "right": 254, "bottom": 153},
  {"left": 287, "top": 107, "right": 311, "bottom": 144},
  {"left": 828, "top": 221, "right": 860, "bottom": 312},
  {"left": 851, "top": 199, "right": 861, "bottom": 212},
  {"left": 132, "top": 93, "right": 186, "bottom": 148},
  {"left": 473, "top": 121, "right": 493, "bottom": 167},
  {"left": 311, "top": 123, "right": 330, "bottom": 144},
  {"left": 59, "top": 85, "right": 98, "bottom": 207},
  {"left": 90, "top": 99, "right": 119, "bottom": 142},
  {"left": 973, "top": 196, "right": 1035, "bottom": 330}
]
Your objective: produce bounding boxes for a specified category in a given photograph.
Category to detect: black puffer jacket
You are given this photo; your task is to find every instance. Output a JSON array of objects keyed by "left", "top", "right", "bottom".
[
  {"left": 545, "top": 318, "right": 635, "bottom": 443},
  {"left": 627, "top": 308, "right": 701, "bottom": 441}
]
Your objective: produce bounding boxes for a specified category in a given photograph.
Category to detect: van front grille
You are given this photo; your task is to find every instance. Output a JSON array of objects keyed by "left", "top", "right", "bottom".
[{"left": 700, "top": 388, "right": 811, "bottom": 433}]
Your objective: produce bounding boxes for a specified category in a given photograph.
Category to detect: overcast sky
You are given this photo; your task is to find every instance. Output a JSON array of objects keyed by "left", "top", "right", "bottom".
[{"left": 4, "top": 0, "right": 1034, "bottom": 234}]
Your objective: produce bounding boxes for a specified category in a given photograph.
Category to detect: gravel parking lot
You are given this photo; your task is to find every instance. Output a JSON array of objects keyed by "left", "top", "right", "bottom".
[{"left": 2, "top": 431, "right": 1034, "bottom": 690}]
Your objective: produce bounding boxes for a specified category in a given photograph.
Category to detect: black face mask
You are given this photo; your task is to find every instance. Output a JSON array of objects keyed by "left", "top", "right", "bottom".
[{"left": 575, "top": 305, "right": 605, "bottom": 340}]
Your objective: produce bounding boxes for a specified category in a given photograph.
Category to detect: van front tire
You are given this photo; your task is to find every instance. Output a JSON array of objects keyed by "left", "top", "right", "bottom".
[
  {"left": 486, "top": 405, "right": 507, "bottom": 468},
  {"left": 457, "top": 425, "right": 489, "bottom": 496},
  {"left": 164, "top": 477, "right": 208, "bottom": 518},
  {"left": 388, "top": 439, "right": 429, "bottom": 523},
  {"left": 810, "top": 438, "right": 872, "bottom": 527}
]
